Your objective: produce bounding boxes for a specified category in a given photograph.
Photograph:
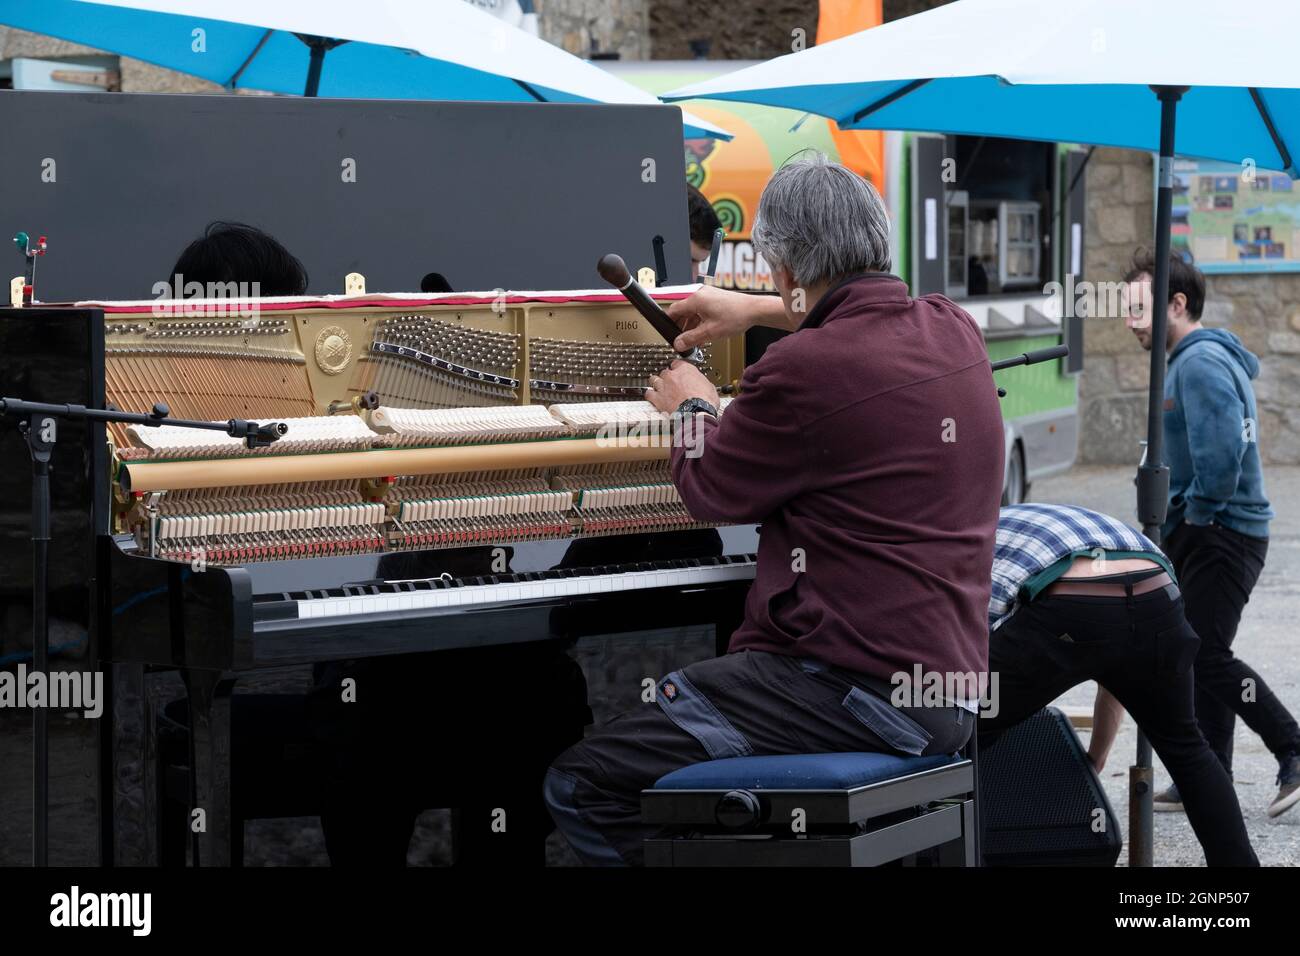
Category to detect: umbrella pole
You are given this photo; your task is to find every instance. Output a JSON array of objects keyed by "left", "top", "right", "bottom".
[
  {"left": 1129, "top": 83, "right": 1188, "bottom": 868},
  {"left": 296, "top": 35, "right": 348, "bottom": 97},
  {"left": 304, "top": 43, "right": 326, "bottom": 97}
]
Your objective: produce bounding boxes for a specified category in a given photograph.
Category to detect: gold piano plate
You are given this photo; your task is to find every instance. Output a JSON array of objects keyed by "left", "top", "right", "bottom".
[{"left": 95, "top": 288, "right": 742, "bottom": 417}]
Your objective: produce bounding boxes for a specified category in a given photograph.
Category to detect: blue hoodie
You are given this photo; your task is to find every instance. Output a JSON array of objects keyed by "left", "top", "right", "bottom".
[{"left": 1163, "top": 327, "right": 1273, "bottom": 539}]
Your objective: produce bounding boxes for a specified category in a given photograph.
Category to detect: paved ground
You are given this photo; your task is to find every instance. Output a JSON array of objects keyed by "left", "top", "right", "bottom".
[
  {"left": 3, "top": 466, "right": 1296, "bottom": 866},
  {"left": 1033, "top": 466, "right": 1300, "bottom": 867}
]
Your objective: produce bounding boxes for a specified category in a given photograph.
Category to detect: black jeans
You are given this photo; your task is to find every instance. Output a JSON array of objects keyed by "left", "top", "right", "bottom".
[
  {"left": 982, "top": 576, "right": 1257, "bottom": 866},
  {"left": 1164, "top": 521, "right": 1300, "bottom": 770},
  {"left": 545, "top": 648, "right": 974, "bottom": 866}
]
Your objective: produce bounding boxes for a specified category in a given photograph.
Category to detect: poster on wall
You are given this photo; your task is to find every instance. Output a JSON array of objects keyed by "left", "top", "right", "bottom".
[{"left": 1168, "top": 158, "right": 1300, "bottom": 274}]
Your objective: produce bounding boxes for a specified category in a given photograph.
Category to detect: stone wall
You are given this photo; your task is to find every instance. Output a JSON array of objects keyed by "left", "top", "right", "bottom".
[
  {"left": 647, "top": 0, "right": 817, "bottom": 60},
  {"left": 644, "top": 0, "right": 951, "bottom": 61},
  {"left": 1081, "top": 147, "right": 1300, "bottom": 466},
  {"left": 1077, "top": 148, "right": 1156, "bottom": 466},
  {"left": 536, "top": 0, "right": 651, "bottom": 59}
]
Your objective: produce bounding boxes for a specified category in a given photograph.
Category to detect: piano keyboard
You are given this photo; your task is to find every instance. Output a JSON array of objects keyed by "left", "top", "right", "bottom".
[{"left": 267, "top": 554, "right": 758, "bottom": 621}]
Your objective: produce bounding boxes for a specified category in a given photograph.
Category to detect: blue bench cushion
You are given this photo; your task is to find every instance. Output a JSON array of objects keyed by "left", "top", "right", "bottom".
[{"left": 654, "top": 752, "right": 961, "bottom": 791}]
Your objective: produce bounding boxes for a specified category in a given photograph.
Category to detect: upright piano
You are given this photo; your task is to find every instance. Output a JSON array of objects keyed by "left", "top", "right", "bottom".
[{"left": 0, "top": 288, "right": 760, "bottom": 865}]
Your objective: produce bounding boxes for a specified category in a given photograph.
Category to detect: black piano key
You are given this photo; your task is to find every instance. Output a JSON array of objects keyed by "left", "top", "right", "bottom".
[
  {"left": 253, "top": 591, "right": 295, "bottom": 604},
  {"left": 252, "top": 599, "right": 298, "bottom": 622}
]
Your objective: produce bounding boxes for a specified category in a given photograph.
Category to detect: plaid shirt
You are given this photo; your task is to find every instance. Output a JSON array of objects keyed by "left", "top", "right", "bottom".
[{"left": 990, "top": 504, "right": 1163, "bottom": 632}]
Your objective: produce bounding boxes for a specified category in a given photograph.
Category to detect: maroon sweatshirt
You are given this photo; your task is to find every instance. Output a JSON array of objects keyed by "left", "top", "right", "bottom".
[{"left": 671, "top": 274, "right": 1003, "bottom": 682}]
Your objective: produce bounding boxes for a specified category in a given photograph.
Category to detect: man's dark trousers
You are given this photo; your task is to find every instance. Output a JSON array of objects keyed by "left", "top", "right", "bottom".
[
  {"left": 545, "top": 648, "right": 975, "bottom": 866},
  {"left": 1163, "top": 521, "right": 1300, "bottom": 771},
  {"left": 981, "top": 576, "right": 1257, "bottom": 866}
]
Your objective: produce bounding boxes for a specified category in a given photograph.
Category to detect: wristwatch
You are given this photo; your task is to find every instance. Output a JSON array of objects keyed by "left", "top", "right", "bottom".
[{"left": 675, "top": 398, "right": 719, "bottom": 418}]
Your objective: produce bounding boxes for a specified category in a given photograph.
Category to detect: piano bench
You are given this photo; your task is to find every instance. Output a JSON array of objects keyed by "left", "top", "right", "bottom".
[{"left": 640, "top": 752, "right": 977, "bottom": 867}]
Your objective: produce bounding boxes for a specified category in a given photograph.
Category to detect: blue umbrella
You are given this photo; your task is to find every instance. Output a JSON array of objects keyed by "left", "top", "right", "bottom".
[
  {"left": 666, "top": 0, "right": 1300, "bottom": 864},
  {"left": 0, "top": 0, "right": 731, "bottom": 139}
]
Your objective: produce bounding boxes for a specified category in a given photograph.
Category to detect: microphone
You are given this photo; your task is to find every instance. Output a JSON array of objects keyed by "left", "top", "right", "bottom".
[
  {"left": 227, "top": 418, "right": 288, "bottom": 449},
  {"left": 597, "top": 254, "right": 705, "bottom": 365},
  {"left": 991, "top": 344, "right": 1070, "bottom": 398},
  {"left": 990, "top": 344, "right": 1069, "bottom": 372}
]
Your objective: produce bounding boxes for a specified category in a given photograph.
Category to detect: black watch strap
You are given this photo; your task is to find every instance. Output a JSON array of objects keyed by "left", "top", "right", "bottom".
[{"left": 675, "top": 398, "right": 719, "bottom": 418}]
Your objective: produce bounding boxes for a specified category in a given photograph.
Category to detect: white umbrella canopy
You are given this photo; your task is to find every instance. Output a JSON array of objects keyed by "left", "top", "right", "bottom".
[
  {"left": 664, "top": 0, "right": 1297, "bottom": 169},
  {"left": 4, "top": 0, "right": 731, "bottom": 139}
]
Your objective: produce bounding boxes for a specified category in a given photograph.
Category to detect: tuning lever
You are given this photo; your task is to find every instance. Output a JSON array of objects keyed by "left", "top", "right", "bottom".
[
  {"left": 597, "top": 253, "right": 704, "bottom": 365},
  {"left": 329, "top": 391, "right": 381, "bottom": 416}
]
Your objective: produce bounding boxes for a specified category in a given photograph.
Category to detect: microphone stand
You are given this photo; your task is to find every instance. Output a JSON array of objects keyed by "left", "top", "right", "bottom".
[
  {"left": 991, "top": 345, "right": 1070, "bottom": 396},
  {"left": 0, "top": 396, "right": 286, "bottom": 867}
]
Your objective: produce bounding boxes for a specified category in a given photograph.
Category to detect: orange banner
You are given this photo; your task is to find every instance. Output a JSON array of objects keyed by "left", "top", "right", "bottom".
[{"left": 817, "top": 0, "right": 885, "bottom": 189}]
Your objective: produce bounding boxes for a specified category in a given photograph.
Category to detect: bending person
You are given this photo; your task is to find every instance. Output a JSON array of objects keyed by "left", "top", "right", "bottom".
[{"left": 982, "top": 503, "right": 1257, "bottom": 866}]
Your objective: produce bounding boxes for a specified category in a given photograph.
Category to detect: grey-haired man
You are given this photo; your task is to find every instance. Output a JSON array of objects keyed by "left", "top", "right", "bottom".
[{"left": 544, "top": 155, "right": 1005, "bottom": 864}]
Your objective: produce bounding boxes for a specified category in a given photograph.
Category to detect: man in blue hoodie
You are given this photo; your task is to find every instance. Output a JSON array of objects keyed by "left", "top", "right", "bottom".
[{"left": 1124, "top": 250, "right": 1300, "bottom": 818}]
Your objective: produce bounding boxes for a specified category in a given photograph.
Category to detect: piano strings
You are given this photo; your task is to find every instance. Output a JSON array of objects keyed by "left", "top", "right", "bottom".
[{"left": 97, "top": 293, "right": 744, "bottom": 568}]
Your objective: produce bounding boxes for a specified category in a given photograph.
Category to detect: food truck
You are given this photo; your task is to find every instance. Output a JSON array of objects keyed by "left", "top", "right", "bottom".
[{"left": 610, "top": 62, "right": 1085, "bottom": 504}]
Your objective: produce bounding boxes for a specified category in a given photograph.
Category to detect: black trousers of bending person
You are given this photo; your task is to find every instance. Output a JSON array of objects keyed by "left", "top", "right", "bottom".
[
  {"left": 1162, "top": 521, "right": 1300, "bottom": 771},
  {"left": 310, "top": 641, "right": 591, "bottom": 866},
  {"left": 981, "top": 571, "right": 1258, "bottom": 866},
  {"left": 545, "top": 648, "right": 975, "bottom": 866}
]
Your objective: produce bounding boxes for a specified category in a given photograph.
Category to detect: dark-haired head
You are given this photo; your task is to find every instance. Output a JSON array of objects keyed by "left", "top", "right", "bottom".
[
  {"left": 421, "top": 272, "right": 454, "bottom": 293},
  {"left": 687, "top": 184, "right": 721, "bottom": 247},
  {"left": 687, "top": 184, "right": 721, "bottom": 280},
  {"left": 1121, "top": 248, "right": 1206, "bottom": 352},
  {"left": 168, "top": 221, "right": 308, "bottom": 297},
  {"left": 1123, "top": 248, "right": 1204, "bottom": 320}
]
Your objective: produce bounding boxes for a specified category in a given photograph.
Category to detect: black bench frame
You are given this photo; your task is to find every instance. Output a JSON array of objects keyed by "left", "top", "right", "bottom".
[{"left": 642, "top": 748, "right": 981, "bottom": 867}]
